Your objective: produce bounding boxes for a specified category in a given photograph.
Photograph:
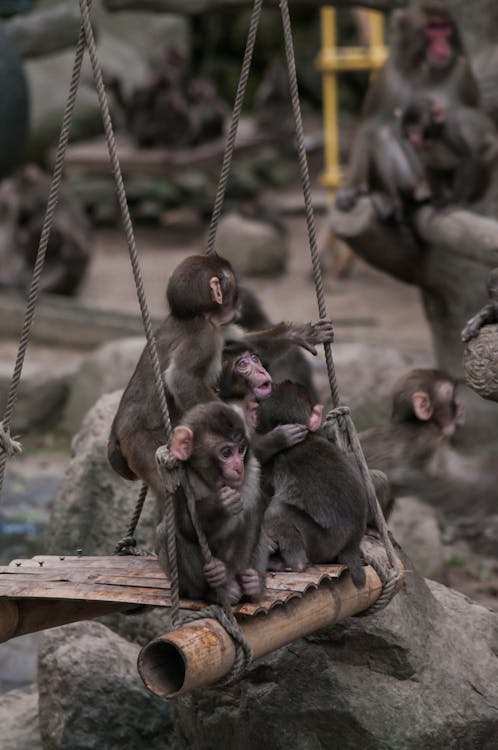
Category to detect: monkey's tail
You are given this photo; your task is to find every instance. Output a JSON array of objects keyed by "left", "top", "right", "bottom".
[{"left": 338, "top": 548, "right": 366, "bottom": 589}]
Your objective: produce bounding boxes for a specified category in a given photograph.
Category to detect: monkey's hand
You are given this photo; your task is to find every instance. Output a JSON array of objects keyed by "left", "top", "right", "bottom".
[
  {"left": 265, "top": 532, "right": 279, "bottom": 554},
  {"left": 275, "top": 424, "right": 308, "bottom": 449},
  {"left": 294, "top": 319, "right": 334, "bottom": 355},
  {"left": 461, "top": 315, "right": 483, "bottom": 342},
  {"left": 204, "top": 558, "right": 228, "bottom": 588},
  {"left": 219, "top": 486, "right": 243, "bottom": 516},
  {"left": 239, "top": 568, "right": 263, "bottom": 598}
]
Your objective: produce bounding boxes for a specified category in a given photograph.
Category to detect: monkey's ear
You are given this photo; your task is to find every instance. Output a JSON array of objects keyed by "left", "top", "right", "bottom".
[
  {"left": 209, "top": 276, "right": 223, "bottom": 306},
  {"left": 411, "top": 391, "right": 433, "bottom": 421},
  {"left": 308, "top": 404, "right": 323, "bottom": 432},
  {"left": 171, "top": 426, "right": 194, "bottom": 461}
]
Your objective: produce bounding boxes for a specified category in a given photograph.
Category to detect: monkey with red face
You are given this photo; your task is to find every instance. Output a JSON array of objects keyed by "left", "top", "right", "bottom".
[
  {"left": 336, "top": 0, "right": 483, "bottom": 220},
  {"left": 155, "top": 402, "right": 267, "bottom": 604}
]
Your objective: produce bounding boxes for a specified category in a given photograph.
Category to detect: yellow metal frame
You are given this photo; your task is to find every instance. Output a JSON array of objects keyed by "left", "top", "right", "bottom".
[{"left": 317, "top": 7, "right": 388, "bottom": 191}]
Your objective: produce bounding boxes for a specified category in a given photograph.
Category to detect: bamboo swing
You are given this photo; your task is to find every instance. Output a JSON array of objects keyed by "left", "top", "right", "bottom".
[{"left": 0, "top": 0, "right": 403, "bottom": 698}]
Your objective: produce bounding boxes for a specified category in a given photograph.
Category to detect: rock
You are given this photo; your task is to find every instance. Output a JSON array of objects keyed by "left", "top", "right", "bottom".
[
  {"left": 0, "top": 632, "right": 42, "bottom": 692},
  {"left": 0, "top": 357, "right": 78, "bottom": 433},
  {"left": 50, "top": 390, "right": 171, "bottom": 643},
  {"left": 214, "top": 212, "right": 289, "bottom": 277},
  {"left": 37, "top": 621, "right": 175, "bottom": 750},
  {"left": 463, "top": 325, "right": 498, "bottom": 402},
  {"left": 61, "top": 337, "right": 144, "bottom": 435},
  {"left": 0, "top": 685, "right": 42, "bottom": 750},
  {"left": 389, "top": 496, "right": 445, "bottom": 581},
  {"left": 174, "top": 565, "right": 498, "bottom": 750},
  {"left": 5, "top": 3, "right": 81, "bottom": 59},
  {"left": 49, "top": 390, "right": 152, "bottom": 557}
]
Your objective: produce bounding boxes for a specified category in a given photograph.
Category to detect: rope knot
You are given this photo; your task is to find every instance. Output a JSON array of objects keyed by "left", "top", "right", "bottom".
[
  {"left": 156, "top": 444, "right": 183, "bottom": 495},
  {"left": 325, "top": 405, "right": 351, "bottom": 422},
  {"left": 0, "top": 423, "right": 22, "bottom": 458}
]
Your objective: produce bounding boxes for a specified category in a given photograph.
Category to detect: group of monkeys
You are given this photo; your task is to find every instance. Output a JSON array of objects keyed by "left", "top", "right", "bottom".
[
  {"left": 107, "top": 253, "right": 466, "bottom": 605},
  {"left": 337, "top": 0, "right": 498, "bottom": 222}
]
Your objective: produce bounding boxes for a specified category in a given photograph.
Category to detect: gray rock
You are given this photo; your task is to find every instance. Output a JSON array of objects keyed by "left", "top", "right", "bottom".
[
  {"left": 214, "top": 212, "right": 289, "bottom": 277},
  {"left": 49, "top": 390, "right": 171, "bottom": 643},
  {"left": 389, "top": 496, "right": 445, "bottom": 581},
  {"left": 61, "top": 337, "right": 144, "bottom": 435},
  {"left": 0, "top": 685, "right": 42, "bottom": 750},
  {"left": 5, "top": 3, "right": 81, "bottom": 59},
  {"left": 175, "top": 566, "right": 498, "bottom": 750},
  {"left": 0, "top": 358, "right": 78, "bottom": 433},
  {"left": 38, "top": 621, "right": 174, "bottom": 750}
]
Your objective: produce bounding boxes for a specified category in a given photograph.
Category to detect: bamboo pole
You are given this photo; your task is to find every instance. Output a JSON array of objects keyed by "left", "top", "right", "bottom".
[
  {"left": 138, "top": 561, "right": 403, "bottom": 698},
  {"left": 0, "top": 598, "right": 138, "bottom": 643}
]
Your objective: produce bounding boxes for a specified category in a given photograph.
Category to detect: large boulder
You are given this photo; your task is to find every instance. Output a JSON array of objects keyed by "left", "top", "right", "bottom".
[
  {"left": 61, "top": 337, "right": 144, "bottom": 436},
  {"left": 174, "top": 569, "right": 498, "bottom": 750},
  {"left": 38, "top": 621, "right": 174, "bottom": 750},
  {"left": 389, "top": 496, "right": 445, "bottom": 581},
  {"left": 0, "top": 685, "right": 42, "bottom": 750},
  {"left": 214, "top": 212, "right": 289, "bottom": 277}
]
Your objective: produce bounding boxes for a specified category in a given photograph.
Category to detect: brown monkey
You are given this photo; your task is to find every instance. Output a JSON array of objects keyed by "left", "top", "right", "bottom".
[
  {"left": 0, "top": 165, "right": 91, "bottom": 295},
  {"left": 256, "top": 381, "right": 368, "bottom": 588},
  {"left": 237, "top": 285, "right": 319, "bottom": 401},
  {"left": 400, "top": 97, "right": 498, "bottom": 206},
  {"left": 108, "top": 254, "right": 239, "bottom": 485},
  {"left": 218, "top": 340, "right": 310, "bottom": 463},
  {"left": 336, "top": 0, "right": 481, "bottom": 219},
  {"left": 155, "top": 402, "right": 267, "bottom": 604},
  {"left": 461, "top": 268, "right": 498, "bottom": 342},
  {"left": 360, "top": 368, "right": 465, "bottom": 501}
]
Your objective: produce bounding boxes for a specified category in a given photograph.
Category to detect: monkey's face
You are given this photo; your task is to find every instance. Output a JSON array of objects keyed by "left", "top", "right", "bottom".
[
  {"left": 423, "top": 14, "right": 457, "bottom": 70},
  {"left": 233, "top": 351, "right": 272, "bottom": 401},
  {"left": 216, "top": 440, "right": 247, "bottom": 489}
]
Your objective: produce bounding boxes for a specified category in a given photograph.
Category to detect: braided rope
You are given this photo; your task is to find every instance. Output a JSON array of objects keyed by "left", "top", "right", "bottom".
[
  {"left": 0, "top": 15, "right": 89, "bottom": 505},
  {"left": 114, "top": 482, "right": 148, "bottom": 555},
  {"left": 205, "top": 0, "right": 263, "bottom": 256},
  {"left": 279, "top": 0, "right": 401, "bottom": 608},
  {"left": 355, "top": 550, "right": 400, "bottom": 616},
  {"left": 77, "top": 0, "right": 181, "bottom": 620}
]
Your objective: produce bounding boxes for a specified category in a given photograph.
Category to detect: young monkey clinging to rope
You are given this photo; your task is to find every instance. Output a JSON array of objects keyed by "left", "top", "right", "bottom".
[{"left": 155, "top": 402, "right": 267, "bottom": 604}]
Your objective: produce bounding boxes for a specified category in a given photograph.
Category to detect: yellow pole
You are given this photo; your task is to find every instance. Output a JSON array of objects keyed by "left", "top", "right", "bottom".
[{"left": 319, "top": 7, "right": 342, "bottom": 190}]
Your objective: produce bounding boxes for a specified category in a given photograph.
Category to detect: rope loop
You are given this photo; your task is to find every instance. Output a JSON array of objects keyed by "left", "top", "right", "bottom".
[
  {"left": 114, "top": 535, "right": 137, "bottom": 555},
  {"left": 355, "top": 550, "right": 401, "bottom": 617},
  {"left": 0, "top": 424, "right": 22, "bottom": 459},
  {"left": 180, "top": 605, "right": 253, "bottom": 684}
]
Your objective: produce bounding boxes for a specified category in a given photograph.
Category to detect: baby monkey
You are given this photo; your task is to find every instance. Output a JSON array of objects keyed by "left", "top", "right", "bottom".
[
  {"left": 155, "top": 401, "right": 267, "bottom": 605},
  {"left": 256, "top": 381, "right": 368, "bottom": 588}
]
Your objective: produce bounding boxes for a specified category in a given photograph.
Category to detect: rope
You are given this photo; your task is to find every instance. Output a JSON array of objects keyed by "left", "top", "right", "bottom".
[
  {"left": 77, "top": 0, "right": 181, "bottom": 619},
  {"left": 279, "top": 0, "right": 339, "bottom": 408},
  {"left": 114, "top": 482, "right": 148, "bottom": 555},
  {"left": 0, "top": 13, "right": 89, "bottom": 505},
  {"left": 279, "top": 0, "right": 401, "bottom": 607},
  {"left": 204, "top": 0, "right": 263, "bottom": 256}
]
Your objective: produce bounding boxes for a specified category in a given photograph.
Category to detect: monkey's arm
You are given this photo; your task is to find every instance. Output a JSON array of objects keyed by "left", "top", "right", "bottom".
[
  {"left": 461, "top": 304, "right": 496, "bottom": 342},
  {"left": 252, "top": 424, "right": 308, "bottom": 464},
  {"left": 244, "top": 319, "right": 334, "bottom": 359}
]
